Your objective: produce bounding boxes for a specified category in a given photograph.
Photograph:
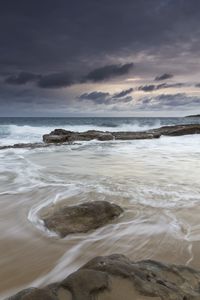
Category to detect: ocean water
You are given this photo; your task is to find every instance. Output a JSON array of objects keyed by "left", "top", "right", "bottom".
[
  {"left": 0, "top": 117, "right": 200, "bottom": 298},
  {"left": 0, "top": 116, "right": 200, "bottom": 145}
]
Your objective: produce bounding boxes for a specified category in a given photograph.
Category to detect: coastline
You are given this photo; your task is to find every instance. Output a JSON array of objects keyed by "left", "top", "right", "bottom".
[{"left": 1, "top": 117, "right": 200, "bottom": 299}]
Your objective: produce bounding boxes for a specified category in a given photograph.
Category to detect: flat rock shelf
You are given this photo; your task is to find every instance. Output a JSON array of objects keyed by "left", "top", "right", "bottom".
[{"left": 1, "top": 124, "right": 200, "bottom": 150}]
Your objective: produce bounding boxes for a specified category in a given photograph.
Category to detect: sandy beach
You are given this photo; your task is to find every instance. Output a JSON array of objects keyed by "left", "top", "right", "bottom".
[{"left": 0, "top": 118, "right": 200, "bottom": 299}]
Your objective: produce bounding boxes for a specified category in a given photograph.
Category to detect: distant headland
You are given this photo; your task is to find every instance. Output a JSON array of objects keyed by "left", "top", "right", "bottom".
[{"left": 185, "top": 114, "right": 200, "bottom": 118}]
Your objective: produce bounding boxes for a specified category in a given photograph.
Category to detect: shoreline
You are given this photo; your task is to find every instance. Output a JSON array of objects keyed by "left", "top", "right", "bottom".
[
  {"left": 1, "top": 123, "right": 200, "bottom": 150},
  {"left": 1, "top": 121, "right": 200, "bottom": 299}
]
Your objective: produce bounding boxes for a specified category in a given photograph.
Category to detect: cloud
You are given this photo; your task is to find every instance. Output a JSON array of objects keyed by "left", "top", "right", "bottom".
[
  {"left": 137, "top": 93, "right": 200, "bottom": 110},
  {"left": 138, "top": 82, "right": 184, "bottom": 92},
  {"left": 5, "top": 72, "right": 40, "bottom": 85},
  {"left": 138, "top": 85, "right": 156, "bottom": 92},
  {"left": 37, "top": 72, "right": 74, "bottom": 88},
  {"left": 4, "top": 63, "right": 134, "bottom": 89},
  {"left": 113, "top": 88, "right": 133, "bottom": 98},
  {"left": 84, "top": 63, "right": 134, "bottom": 82},
  {"left": 79, "top": 91, "right": 110, "bottom": 104},
  {"left": 116, "top": 95, "right": 133, "bottom": 103},
  {"left": 78, "top": 89, "right": 133, "bottom": 105},
  {"left": 155, "top": 73, "right": 173, "bottom": 81},
  {"left": 2, "top": 0, "right": 200, "bottom": 115}
]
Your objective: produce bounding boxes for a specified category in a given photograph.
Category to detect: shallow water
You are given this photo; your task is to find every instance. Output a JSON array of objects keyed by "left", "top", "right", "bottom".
[{"left": 0, "top": 118, "right": 200, "bottom": 298}]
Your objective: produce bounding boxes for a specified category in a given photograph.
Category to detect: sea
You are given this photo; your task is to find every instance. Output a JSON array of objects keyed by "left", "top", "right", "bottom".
[{"left": 0, "top": 117, "right": 200, "bottom": 298}]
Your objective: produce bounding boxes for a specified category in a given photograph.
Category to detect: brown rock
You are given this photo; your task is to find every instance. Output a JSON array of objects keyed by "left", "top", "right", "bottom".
[
  {"left": 40, "top": 201, "right": 123, "bottom": 238},
  {"left": 152, "top": 124, "right": 200, "bottom": 136},
  {"left": 7, "top": 254, "right": 200, "bottom": 300},
  {"left": 113, "top": 131, "right": 160, "bottom": 140},
  {"left": 43, "top": 134, "right": 69, "bottom": 143},
  {"left": 42, "top": 124, "right": 200, "bottom": 145}
]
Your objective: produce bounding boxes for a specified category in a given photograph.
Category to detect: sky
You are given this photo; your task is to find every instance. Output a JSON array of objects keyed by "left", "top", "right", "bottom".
[{"left": 1, "top": 0, "right": 200, "bottom": 117}]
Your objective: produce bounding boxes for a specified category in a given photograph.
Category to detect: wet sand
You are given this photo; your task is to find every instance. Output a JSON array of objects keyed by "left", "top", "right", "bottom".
[{"left": 1, "top": 136, "right": 200, "bottom": 298}]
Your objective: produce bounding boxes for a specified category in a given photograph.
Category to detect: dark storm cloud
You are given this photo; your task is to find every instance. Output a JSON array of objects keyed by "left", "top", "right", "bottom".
[
  {"left": 5, "top": 72, "right": 40, "bottom": 85},
  {"left": 78, "top": 89, "right": 133, "bottom": 105},
  {"left": 138, "top": 85, "right": 157, "bottom": 92},
  {"left": 1, "top": 0, "right": 200, "bottom": 76},
  {"left": 1, "top": 0, "right": 200, "bottom": 114},
  {"left": 113, "top": 88, "right": 133, "bottom": 98},
  {"left": 84, "top": 63, "right": 134, "bottom": 82},
  {"left": 155, "top": 73, "right": 174, "bottom": 81},
  {"left": 4, "top": 63, "right": 134, "bottom": 89},
  {"left": 138, "top": 83, "right": 184, "bottom": 92},
  {"left": 79, "top": 92, "right": 110, "bottom": 104},
  {"left": 137, "top": 93, "right": 200, "bottom": 110},
  {"left": 4, "top": 70, "right": 75, "bottom": 89},
  {"left": 37, "top": 72, "right": 74, "bottom": 88}
]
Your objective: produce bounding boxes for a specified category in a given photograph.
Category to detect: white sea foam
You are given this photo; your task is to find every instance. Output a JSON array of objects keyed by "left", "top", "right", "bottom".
[
  {"left": 1, "top": 118, "right": 200, "bottom": 298},
  {"left": 0, "top": 121, "right": 162, "bottom": 145}
]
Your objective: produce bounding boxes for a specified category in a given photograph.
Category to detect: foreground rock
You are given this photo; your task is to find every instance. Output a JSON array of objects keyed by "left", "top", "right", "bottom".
[
  {"left": 7, "top": 254, "right": 200, "bottom": 300},
  {"left": 43, "top": 124, "right": 200, "bottom": 144},
  {"left": 40, "top": 201, "right": 123, "bottom": 237}
]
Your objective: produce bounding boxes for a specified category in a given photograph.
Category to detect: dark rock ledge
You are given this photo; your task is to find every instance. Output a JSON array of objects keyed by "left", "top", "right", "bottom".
[
  {"left": 1, "top": 124, "right": 200, "bottom": 150},
  {"left": 6, "top": 254, "right": 200, "bottom": 300},
  {"left": 43, "top": 124, "right": 200, "bottom": 143},
  {"left": 40, "top": 201, "right": 123, "bottom": 238}
]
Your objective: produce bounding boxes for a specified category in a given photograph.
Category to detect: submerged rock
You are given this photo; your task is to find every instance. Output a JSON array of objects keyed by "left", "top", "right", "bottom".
[
  {"left": 7, "top": 254, "right": 200, "bottom": 300},
  {"left": 40, "top": 201, "right": 123, "bottom": 237}
]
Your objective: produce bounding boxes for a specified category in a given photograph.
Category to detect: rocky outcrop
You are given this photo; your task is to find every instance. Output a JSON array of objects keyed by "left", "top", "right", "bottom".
[
  {"left": 7, "top": 254, "right": 200, "bottom": 300},
  {"left": 1, "top": 124, "right": 200, "bottom": 150},
  {"left": 43, "top": 130, "right": 115, "bottom": 143},
  {"left": 0, "top": 143, "right": 50, "bottom": 150},
  {"left": 43, "top": 124, "right": 200, "bottom": 144},
  {"left": 113, "top": 131, "right": 160, "bottom": 140},
  {"left": 40, "top": 201, "right": 123, "bottom": 238},
  {"left": 152, "top": 124, "right": 200, "bottom": 136},
  {"left": 185, "top": 114, "right": 200, "bottom": 118}
]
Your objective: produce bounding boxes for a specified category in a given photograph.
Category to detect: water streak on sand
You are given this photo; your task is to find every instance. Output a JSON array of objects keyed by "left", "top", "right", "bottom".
[{"left": 0, "top": 117, "right": 200, "bottom": 298}]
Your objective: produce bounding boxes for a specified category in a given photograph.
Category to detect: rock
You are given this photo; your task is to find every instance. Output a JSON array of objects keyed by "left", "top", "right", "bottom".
[
  {"left": 1, "top": 124, "right": 200, "bottom": 151},
  {"left": 6, "top": 254, "right": 200, "bottom": 300},
  {"left": 113, "top": 131, "right": 160, "bottom": 140},
  {"left": 0, "top": 143, "right": 50, "bottom": 150},
  {"left": 43, "top": 124, "right": 200, "bottom": 144},
  {"left": 43, "top": 130, "right": 114, "bottom": 143},
  {"left": 43, "top": 134, "right": 69, "bottom": 143},
  {"left": 185, "top": 114, "right": 200, "bottom": 118},
  {"left": 49, "top": 129, "right": 74, "bottom": 136},
  {"left": 152, "top": 124, "right": 200, "bottom": 136},
  {"left": 62, "top": 269, "right": 109, "bottom": 299},
  {"left": 43, "top": 129, "right": 77, "bottom": 143},
  {"left": 40, "top": 201, "right": 123, "bottom": 237},
  {"left": 78, "top": 130, "right": 114, "bottom": 141}
]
